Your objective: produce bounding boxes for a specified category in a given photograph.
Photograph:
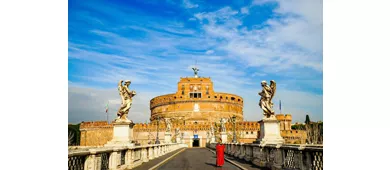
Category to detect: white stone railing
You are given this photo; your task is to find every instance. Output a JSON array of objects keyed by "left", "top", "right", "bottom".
[
  {"left": 68, "top": 143, "right": 187, "bottom": 170},
  {"left": 207, "top": 143, "right": 323, "bottom": 170}
]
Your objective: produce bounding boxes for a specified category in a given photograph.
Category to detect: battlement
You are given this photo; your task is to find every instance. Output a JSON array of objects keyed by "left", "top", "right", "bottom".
[
  {"left": 276, "top": 114, "right": 292, "bottom": 121},
  {"left": 80, "top": 121, "right": 113, "bottom": 129}
]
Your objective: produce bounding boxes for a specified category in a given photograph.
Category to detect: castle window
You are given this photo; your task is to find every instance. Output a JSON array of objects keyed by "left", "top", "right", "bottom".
[
  {"left": 182, "top": 91, "right": 184, "bottom": 95},
  {"left": 215, "top": 96, "right": 217, "bottom": 98},
  {"left": 174, "top": 96, "right": 176, "bottom": 99},
  {"left": 251, "top": 131, "right": 253, "bottom": 134},
  {"left": 226, "top": 97, "right": 228, "bottom": 99},
  {"left": 231, "top": 97, "right": 235, "bottom": 101},
  {"left": 189, "top": 92, "right": 202, "bottom": 98},
  {"left": 180, "top": 96, "right": 182, "bottom": 98},
  {"left": 246, "top": 132, "right": 248, "bottom": 134},
  {"left": 208, "top": 96, "right": 210, "bottom": 98}
]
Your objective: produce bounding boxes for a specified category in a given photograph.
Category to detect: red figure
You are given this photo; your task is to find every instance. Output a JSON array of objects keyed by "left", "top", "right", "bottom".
[{"left": 216, "top": 143, "right": 225, "bottom": 167}]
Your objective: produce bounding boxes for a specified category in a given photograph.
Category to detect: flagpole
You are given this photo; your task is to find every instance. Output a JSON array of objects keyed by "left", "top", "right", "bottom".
[
  {"left": 106, "top": 101, "right": 109, "bottom": 124},
  {"left": 280, "top": 100, "right": 282, "bottom": 114}
]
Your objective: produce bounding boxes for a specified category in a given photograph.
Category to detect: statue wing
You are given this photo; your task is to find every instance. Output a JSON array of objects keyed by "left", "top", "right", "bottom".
[{"left": 270, "top": 80, "right": 276, "bottom": 100}]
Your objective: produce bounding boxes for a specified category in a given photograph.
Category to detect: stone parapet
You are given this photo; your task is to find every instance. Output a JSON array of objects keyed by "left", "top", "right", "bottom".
[
  {"left": 208, "top": 143, "right": 323, "bottom": 170},
  {"left": 68, "top": 143, "right": 186, "bottom": 170}
]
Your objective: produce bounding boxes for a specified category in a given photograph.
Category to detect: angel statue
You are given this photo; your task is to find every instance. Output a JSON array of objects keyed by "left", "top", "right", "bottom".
[
  {"left": 164, "top": 118, "right": 172, "bottom": 132},
  {"left": 220, "top": 118, "right": 227, "bottom": 132},
  {"left": 259, "top": 80, "right": 276, "bottom": 118},
  {"left": 116, "top": 80, "right": 136, "bottom": 123},
  {"left": 192, "top": 67, "right": 199, "bottom": 78}
]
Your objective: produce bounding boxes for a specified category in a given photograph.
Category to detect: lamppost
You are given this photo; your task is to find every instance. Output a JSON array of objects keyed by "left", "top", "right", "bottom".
[
  {"left": 232, "top": 115, "right": 237, "bottom": 143},
  {"left": 155, "top": 116, "right": 161, "bottom": 144}
]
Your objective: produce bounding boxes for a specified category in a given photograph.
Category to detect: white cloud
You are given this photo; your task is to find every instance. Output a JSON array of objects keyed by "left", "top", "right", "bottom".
[
  {"left": 205, "top": 50, "right": 214, "bottom": 54},
  {"left": 68, "top": 86, "right": 168, "bottom": 123},
  {"left": 194, "top": 2, "right": 323, "bottom": 73},
  {"left": 183, "top": 0, "right": 198, "bottom": 9},
  {"left": 240, "top": 7, "right": 249, "bottom": 14},
  {"left": 242, "top": 88, "right": 322, "bottom": 123},
  {"left": 68, "top": 0, "right": 323, "bottom": 124},
  {"left": 251, "top": 72, "right": 267, "bottom": 77}
]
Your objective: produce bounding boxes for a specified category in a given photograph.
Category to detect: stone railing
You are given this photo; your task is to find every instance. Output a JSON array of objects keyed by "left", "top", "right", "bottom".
[
  {"left": 68, "top": 143, "right": 187, "bottom": 170},
  {"left": 207, "top": 143, "right": 323, "bottom": 170}
]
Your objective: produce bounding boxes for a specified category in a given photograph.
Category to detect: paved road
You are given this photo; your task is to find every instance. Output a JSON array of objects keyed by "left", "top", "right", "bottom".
[
  {"left": 132, "top": 148, "right": 186, "bottom": 170},
  {"left": 157, "top": 148, "right": 240, "bottom": 170}
]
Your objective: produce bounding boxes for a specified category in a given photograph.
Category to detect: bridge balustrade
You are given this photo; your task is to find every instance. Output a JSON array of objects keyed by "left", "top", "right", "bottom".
[
  {"left": 207, "top": 143, "right": 323, "bottom": 170},
  {"left": 68, "top": 143, "right": 185, "bottom": 170}
]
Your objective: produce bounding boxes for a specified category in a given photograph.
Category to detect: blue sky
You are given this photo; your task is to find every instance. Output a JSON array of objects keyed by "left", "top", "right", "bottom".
[{"left": 68, "top": 0, "right": 323, "bottom": 124}]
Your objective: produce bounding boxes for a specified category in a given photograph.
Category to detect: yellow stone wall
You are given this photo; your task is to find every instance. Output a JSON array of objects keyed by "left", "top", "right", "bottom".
[
  {"left": 281, "top": 130, "right": 307, "bottom": 144},
  {"left": 79, "top": 119, "right": 307, "bottom": 146},
  {"left": 79, "top": 121, "right": 113, "bottom": 146},
  {"left": 150, "top": 77, "right": 244, "bottom": 123}
]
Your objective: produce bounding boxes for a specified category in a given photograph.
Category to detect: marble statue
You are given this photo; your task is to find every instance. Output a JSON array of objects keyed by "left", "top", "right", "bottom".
[
  {"left": 220, "top": 118, "right": 227, "bottom": 132},
  {"left": 210, "top": 125, "right": 215, "bottom": 136},
  {"left": 116, "top": 80, "right": 136, "bottom": 123},
  {"left": 175, "top": 128, "right": 180, "bottom": 136},
  {"left": 259, "top": 80, "right": 276, "bottom": 118},
  {"left": 165, "top": 118, "right": 172, "bottom": 132},
  {"left": 192, "top": 67, "right": 199, "bottom": 78}
]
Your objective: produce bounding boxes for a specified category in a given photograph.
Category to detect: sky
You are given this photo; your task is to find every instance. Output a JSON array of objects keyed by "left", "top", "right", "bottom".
[{"left": 68, "top": 0, "right": 323, "bottom": 124}]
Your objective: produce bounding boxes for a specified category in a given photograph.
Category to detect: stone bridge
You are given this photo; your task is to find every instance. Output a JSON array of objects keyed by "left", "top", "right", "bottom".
[{"left": 68, "top": 143, "right": 322, "bottom": 170}]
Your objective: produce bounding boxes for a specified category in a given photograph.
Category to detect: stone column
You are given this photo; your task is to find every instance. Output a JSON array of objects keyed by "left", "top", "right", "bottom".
[
  {"left": 109, "top": 148, "right": 119, "bottom": 170},
  {"left": 303, "top": 151, "right": 313, "bottom": 170},
  {"left": 239, "top": 144, "right": 246, "bottom": 159},
  {"left": 272, "top": 146, "right": 283, "bottom": 170},
  {"left": 142, "top": 148, "right": 149, "bottom": 162},
  {"left": 84, "top": 149, "right": 97, "bottom": 170},
  {"left": 125, "top": 149, "right": 132, "bottom": 169},
  {"left": 234, "top": 144, "right": 241, "bottom": 157},
  {"left": 148, "top": 147, "right": 154, "bottom": 160},
  {"left": 244, "top": 145, "right": 253, "bottom": 162},
  {"left": 154, "top": 146, "right": 158, "bottom": 158}
]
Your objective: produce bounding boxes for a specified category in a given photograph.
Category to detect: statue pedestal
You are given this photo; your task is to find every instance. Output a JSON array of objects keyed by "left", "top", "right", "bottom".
[
  {"left": 105, "top": 122, "right": 135, "bottom": 147},
  {"left": 176, "top": 137, "right": 181, "bottom": 143},
  {"left": 210, "top": 136, "right": 216, "bottom": 143},
  {"left": 221, "top": 132, "right": 228, "bottom": 143},
  {"left": 165, "top": 132, "right": 172, "bottom": 143},
  {"left": 254, "top": 117, "right": 284, "bottom": 145}
]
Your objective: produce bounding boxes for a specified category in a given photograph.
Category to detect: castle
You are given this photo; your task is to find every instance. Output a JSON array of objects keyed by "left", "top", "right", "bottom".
[{"left": 78, "top": 68, "right": 306, "bottom": 147}]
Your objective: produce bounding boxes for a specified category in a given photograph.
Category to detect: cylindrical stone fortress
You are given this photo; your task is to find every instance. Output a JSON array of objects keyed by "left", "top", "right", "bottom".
[{"left": 150, "top": 76, "right": 243, "bottom": 123}]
